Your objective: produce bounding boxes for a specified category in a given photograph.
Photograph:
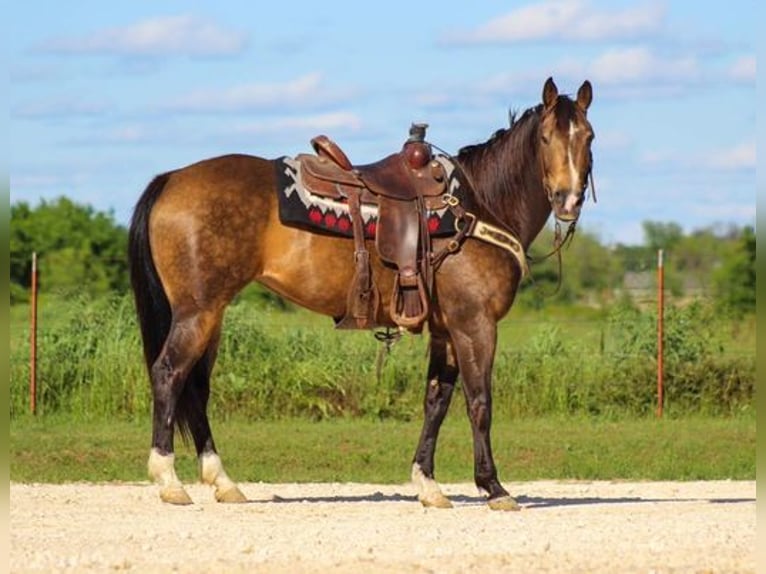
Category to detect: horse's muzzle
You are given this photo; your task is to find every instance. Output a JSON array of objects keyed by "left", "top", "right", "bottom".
[{"left": 550, "top": 189, "right": 584, "bottom": 222}]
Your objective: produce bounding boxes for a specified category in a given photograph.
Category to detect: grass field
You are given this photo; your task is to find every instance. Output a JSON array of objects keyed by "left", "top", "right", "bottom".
[
  {"left": 10, "top": 294, "right": 756, "bottom": 421},
  {"left": 10, "top": 293, "right": 755, "bottom": 487},
  {"left": 11, "top": 414, "right": 755, "bottom": 484}
]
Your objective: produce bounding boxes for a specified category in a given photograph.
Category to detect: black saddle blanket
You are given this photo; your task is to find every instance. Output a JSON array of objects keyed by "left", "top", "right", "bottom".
[{"left": 275, "top": 156, "right": 459, "bottom": 239}]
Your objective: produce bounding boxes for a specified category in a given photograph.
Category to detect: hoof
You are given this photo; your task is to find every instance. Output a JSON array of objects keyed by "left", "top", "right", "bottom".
[
  {"left": 215, "top": 486, "right": 248, "bottom": 503},
  {"left": 419, "top": 493, "right": 453, "bottom": 509},
  {"left": 488, "top": 495, "right": 521, "bottom": 511},
  {"left": 160, "top": 486, "right": 193, "bottom": 506},
  {"left": 411, "top": 462, "right": 452, "bottom": 509}
]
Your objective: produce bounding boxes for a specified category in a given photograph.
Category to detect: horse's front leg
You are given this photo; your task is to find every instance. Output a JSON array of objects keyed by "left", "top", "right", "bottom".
[
  {"left": 412, "top": 334, "right": 459, "bottom": 508},
  {"left": 451, "top": 319, "right": 520, "bottom": 511}
]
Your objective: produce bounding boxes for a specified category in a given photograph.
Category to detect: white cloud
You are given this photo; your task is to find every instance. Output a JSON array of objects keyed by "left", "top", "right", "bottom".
[
  {"left": 37, "top": 14, "right": 246, "bottom": 57},
  {"left": 728, "top": 55, "right": 755, "bottom": 82},
  {"left": 11, "top": 174, "right": 63, "bottom": 188},
  {"left": 164, "top": 73, "right": 354, "bottom": 113},
  {"left": 81, "top": 125, "right": 153, "bottom": 144},
  {"left": 234, "top": 112, "right": 363, "bottom": 134},
  {"left": 12, "top": 99, "right": 108, "bottom": 119},
  {"left": 640, "top": 141, "right": 755, "bottom": 172},
  {"left": 431, "top": 45, "right": 712, "bottom": 108},
  {"left": 416, "top": 44, "right": 708, "bottom": 111},
  {"left": 639, "top": 149, "right": 681, "bottom": 166},
  {"left": 690, "top": 203, "right": 755, "bottom": 222},
  {"left": 594, "top": 130, "right": 633, "bottom": 152},
  {"left": 707, "top": 141, "right": 755, "bottom": 170},
  {"left": 588, "top": 46, "right": 700, "bottom": 85},
  {"left": 444, "top": 0, "right": 665, "bottom": 44}
]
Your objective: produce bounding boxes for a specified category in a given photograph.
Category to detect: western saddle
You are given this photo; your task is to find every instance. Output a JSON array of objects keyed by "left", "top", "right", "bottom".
[{"left": 297, "top": 124, "right": 450, "bottom": 331}]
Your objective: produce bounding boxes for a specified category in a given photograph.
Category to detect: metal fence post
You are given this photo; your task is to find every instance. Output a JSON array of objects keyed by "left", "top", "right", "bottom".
[
  {"left": 656, "top": 249, "right": 664, "bottom": 418},
  {"left": 30, "top": 252, "right": 38, "bottom": 416}
]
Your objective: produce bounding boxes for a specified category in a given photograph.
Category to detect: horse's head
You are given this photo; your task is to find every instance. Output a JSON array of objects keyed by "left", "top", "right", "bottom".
[{"left": 538, "top": 77, "right": 594, "bottom": 222}]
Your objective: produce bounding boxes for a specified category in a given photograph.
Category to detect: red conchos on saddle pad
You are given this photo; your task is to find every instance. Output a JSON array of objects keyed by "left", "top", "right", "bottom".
[{"left": 275, "top": 156, "right": 458, "bottom": 239}]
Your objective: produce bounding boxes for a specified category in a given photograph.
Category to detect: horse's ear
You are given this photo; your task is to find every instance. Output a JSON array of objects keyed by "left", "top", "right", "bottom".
[
  {"left": 576, "top": 80, "right": 593, "bottom": 112},
  {"left": 542, "top": 77, "right": 558, "bottom": 109}
]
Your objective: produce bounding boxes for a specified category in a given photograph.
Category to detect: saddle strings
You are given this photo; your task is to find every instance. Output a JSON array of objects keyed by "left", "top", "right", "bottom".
[{"left": 374, "top": 327, "right": 403, "bottom": 386}]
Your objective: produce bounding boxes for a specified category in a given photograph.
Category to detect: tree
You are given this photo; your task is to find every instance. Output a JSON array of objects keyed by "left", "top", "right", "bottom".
[
  {"left": 713, "top": 226, "right": 755, "bottom": 315},
  {"left": 642, "top": 221, "right": 683, "bottom": 252},
  {"left": 519, "top": 224, "right": 621, "bottom": 307},
  {"left": 10, "top": 197, "right": 129, "bottom": 302}
]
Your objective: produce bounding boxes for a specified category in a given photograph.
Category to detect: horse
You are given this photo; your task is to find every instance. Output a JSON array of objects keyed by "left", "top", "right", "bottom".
[{"left": 128, "top": 77, "right": 595, "bottom": 510}]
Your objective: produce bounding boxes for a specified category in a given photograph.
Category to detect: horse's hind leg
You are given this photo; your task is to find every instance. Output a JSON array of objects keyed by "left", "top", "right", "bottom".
[
  {"left": 191, "top": 325, "right": 247, "bottom": 503},
  {"left": 148, "top": 308, "right": 222, "bottom": 505},
  {"left": 411, "top": 334, "right": 459, "bottom": 509}
]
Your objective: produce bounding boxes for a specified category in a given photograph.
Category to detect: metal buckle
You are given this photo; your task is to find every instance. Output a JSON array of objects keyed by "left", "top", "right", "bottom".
[
  {"left": 443, "top": 194, "right": 459, "bottom": 207},
  {"left": 454, "top": 211, "right": 476, "bottom": 233}
]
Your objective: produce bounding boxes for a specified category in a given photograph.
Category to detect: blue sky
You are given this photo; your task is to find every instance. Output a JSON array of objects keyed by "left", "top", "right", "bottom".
[{"left": 9, "top": 0, "right": 755, "bottom": 245}]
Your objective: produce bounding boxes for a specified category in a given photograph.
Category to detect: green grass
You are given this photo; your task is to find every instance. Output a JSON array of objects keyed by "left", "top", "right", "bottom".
[
  {"left": 10, "top": 294, "right": 756, "bottom": 421},
  {"left": 11, "top": 414, "right": 755, "bottom": 484}
]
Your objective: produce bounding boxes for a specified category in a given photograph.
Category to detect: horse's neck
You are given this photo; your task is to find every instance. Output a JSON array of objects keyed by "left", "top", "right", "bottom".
[{"left": 462, "top": 141, "right": 551, "bottom": 249}]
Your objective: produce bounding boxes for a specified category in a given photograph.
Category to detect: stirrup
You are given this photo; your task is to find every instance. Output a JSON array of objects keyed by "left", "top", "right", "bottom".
[{"left": 390, "top": 272, "right": 429, "bottom": 329}]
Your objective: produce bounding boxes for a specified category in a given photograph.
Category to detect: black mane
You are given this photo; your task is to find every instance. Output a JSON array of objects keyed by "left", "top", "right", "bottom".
[
  {"left": 452, "top": 96, "right": 580, "bottom": 244},
  {"left": 454, "top": 104, "right": 544, "bottom": 240}
]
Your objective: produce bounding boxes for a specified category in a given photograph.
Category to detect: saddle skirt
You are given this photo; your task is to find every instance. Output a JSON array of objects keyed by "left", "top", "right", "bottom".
[{"left": 275, "top": 155, "right": 461, "bottom": 240}]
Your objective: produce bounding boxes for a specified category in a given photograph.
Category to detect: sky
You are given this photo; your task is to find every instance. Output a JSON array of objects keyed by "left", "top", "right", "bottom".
[{"left": 8, "top": 0, "right": 756, "bottom": 245}]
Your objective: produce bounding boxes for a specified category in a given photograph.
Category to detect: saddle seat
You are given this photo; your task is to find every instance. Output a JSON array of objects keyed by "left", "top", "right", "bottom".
[
  {"left": 308, "top": 134, "right": 447, "bottom": 201},
  {"left": 298, "top": 126, "right": 449, "bottom": 331}
]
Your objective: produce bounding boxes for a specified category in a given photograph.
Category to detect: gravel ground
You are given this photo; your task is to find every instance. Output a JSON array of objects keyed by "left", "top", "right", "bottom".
[{"left": 10, "top": 480, "right": 755, "bottom": 573}]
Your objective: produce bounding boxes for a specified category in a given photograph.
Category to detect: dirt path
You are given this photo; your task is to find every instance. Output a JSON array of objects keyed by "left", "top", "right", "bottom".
[{"left": 11, "top": 480, "right": 755, "bottom": 573}]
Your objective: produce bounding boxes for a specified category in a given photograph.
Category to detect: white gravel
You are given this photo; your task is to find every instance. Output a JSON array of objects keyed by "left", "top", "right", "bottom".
[{"left": 10, "top": 480, "right": 755, "bottom": 573}]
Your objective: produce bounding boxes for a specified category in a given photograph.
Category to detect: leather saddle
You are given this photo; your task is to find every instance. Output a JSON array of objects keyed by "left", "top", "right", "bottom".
[{"left": 297, "top": 124, "right": 449, "bottom": 330}]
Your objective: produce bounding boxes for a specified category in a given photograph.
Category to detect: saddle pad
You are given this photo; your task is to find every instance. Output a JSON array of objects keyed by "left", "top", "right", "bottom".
[{"left": 275, "top": 156, "right": 460, "bottom": 239}]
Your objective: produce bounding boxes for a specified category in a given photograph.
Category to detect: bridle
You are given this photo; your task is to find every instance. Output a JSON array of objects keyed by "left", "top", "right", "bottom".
[
  {"left": 425, "top": 105, "right": 595, "bottom": 290},
  {"left": 530, "top": 122, "right": 596, "bottom": 294}
]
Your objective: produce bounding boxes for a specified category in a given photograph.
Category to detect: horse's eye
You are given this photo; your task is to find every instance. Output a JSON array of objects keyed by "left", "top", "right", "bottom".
[{"left": 541, "top": 134, "right": 550, "bottom": 145}]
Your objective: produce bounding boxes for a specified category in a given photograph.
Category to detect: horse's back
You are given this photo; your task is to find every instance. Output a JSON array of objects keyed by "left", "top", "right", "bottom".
[{"left": 163, "top": 153, "right": 276, "bottom": 200}]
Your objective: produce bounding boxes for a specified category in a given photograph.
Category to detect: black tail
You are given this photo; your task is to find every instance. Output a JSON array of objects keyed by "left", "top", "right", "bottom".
[
  {"left": 128, "top": 172, "right": 209, "bottom": 441},
  {"left": 128, "top": 172, "right": 173, "bottom": 373}
]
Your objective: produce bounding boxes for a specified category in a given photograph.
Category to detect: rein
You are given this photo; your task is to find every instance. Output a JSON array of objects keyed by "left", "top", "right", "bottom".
[
  {"left": 527, "top": 219, "right": 577, "bottom": 295},
  {"left": 529, "top": 160, "right": 596, "bottom": 295}
]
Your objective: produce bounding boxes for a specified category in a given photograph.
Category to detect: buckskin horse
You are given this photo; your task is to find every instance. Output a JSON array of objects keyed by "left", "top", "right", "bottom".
[{"left": 128, "top": 77, "right": 595, "bottom": 510}]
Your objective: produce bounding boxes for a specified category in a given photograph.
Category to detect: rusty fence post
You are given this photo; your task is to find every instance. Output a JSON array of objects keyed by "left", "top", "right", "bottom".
[
  {"left": 30, "top": 252, "right": 38, "bottom": 416},
  {"left": 656, "top": 249, "right": 664, "bottom": 418}
]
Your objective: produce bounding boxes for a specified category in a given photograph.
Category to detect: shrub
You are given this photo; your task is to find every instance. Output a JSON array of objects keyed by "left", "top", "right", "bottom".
[{"left": 10, "top": 296, "right": 754, "bottom": 421}]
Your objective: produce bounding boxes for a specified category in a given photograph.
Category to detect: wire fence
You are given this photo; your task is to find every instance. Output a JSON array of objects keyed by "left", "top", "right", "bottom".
[{"left": 10, "top": 252, "right": 756, "bottom": 421}]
